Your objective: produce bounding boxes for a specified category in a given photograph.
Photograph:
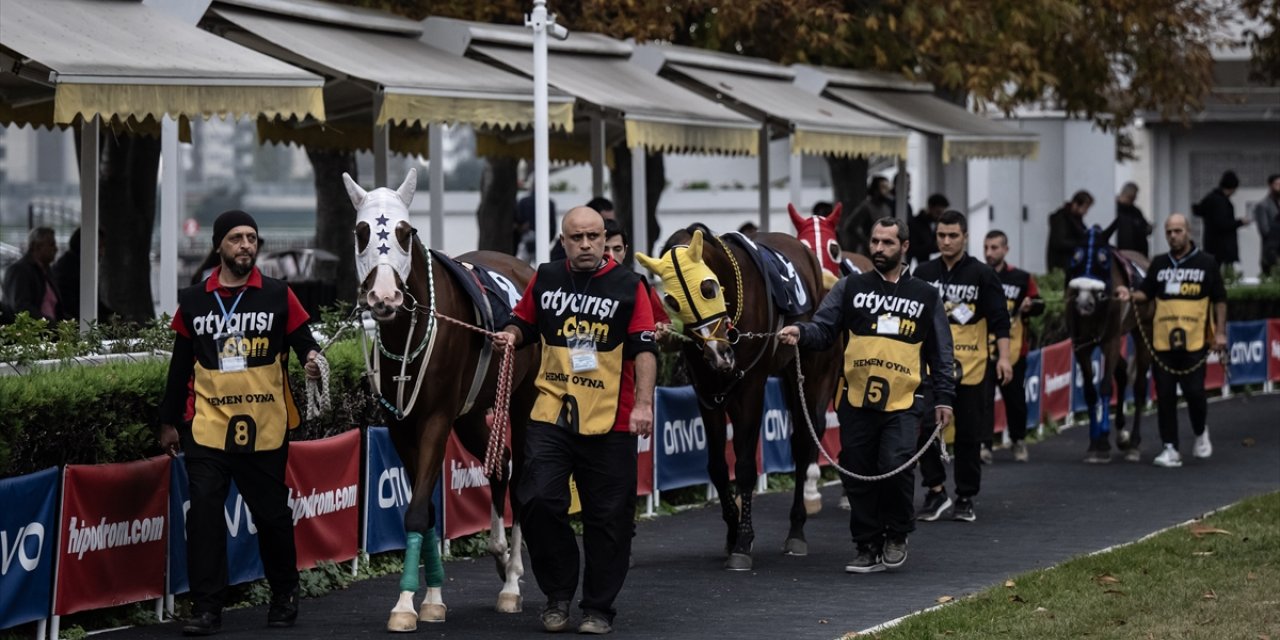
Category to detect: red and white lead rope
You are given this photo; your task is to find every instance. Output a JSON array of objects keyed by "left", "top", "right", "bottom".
[{"left": 433, "top": 311, "right": 514, "bottom": 481}]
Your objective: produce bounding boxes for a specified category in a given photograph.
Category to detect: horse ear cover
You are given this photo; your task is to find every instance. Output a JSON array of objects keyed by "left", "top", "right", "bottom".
[
  {"left": 688, "top": 229, "right": 705, "bottom": 263},
  {"left": 635, "top": 251, "right": 663, "bottom": 275},
  {"left": 396, "top": 168, "right": 418, "bottom": 205},
  {"left": 828, "top": 201, "right": 843, "bottom": 227},
  {"left": 342, "top": 172, "right": 367, "bottom": 209},
  {"left": 787, "top": 203, "right": 805, "bottom": 231}
]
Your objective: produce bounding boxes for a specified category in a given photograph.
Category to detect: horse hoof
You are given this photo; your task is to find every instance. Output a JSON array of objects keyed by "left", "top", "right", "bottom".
[
  {"left": 782, "top": 538, "right": 808, "bottom": 556},
  {"left": 496, "top": 593, "right": 523, "bottom": 613},
  {"left": 725, "top": 553, "right": 753, "bottom": 571},
  {"left": 387, "top": 612, "right": 418, "bottom": 632},
  {"left": 804, "top": 497, "right": 823, "bottom": 515},
  {"left": 418, "top": 603, "right": 447, "bottom": 623}
]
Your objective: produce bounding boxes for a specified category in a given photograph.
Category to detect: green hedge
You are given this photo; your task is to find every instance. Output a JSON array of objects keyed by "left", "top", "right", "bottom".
[{"left": 0, "top": 340, "right": 375, "bottom": 478}]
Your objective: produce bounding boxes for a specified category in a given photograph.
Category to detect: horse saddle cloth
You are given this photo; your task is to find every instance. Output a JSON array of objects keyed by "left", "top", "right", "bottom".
[
  {"left": 1113, "top": 251, "right": 1145, "bottom": 288},
  {"left": 723, "top": 232, "right": 812, "bottom": 317},
  {"left": 429, "top": 250, "right": 521, "bottom": 331},
  {"left": 840, "top": 257, "right": 862, "bottom": 278}
]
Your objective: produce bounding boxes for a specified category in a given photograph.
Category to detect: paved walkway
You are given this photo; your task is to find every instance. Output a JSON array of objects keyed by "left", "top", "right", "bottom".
[{"left": 111, "top": 395, "right": 1280, "bottom": 639}]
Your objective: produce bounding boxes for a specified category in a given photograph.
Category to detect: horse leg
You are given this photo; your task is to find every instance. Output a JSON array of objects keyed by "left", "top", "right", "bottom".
[
  {"left": 702, "top": 409, "right": 737, "bottom": 556},
  {"left": 1128, "top": 342, "right": 1151, "bottom": 461},
  {"left": 781, "top": 361, "right": 829, "bottom": 556},
  {"left": 724, "top": 390, "right": 765, "bottom": 571},
  {"left": 389, "top": 417, "right": 450, "bottom": 631},
  {"left": 1079, "top": 355, "right": 1103, "bottom": 453},
  {"left": 454, "top": 409, "right": 524, "bottom": 613},
  {"left": 1113, "top": 352, "right": 1131, "bottom": 449}
]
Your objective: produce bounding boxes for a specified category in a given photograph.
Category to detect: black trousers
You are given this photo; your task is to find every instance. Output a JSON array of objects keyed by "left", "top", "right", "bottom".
[
  {"left": 919, "top": 379, "right": 989, "bottom": 498},
  {"left": 1153, "top": 350, "right": 1209, "bottom": 449},
  {"left": 838, "top": 399, "right": 922, "bottom": 546},
  {"left": 179, "top": 424, "right": 297, "bottom": 615},
  {"left": 519, "top": 423, "right": 636, "bottom": 622},
  {"left": 1002, "top": 357, "right": 1030, "bottom": 442}
]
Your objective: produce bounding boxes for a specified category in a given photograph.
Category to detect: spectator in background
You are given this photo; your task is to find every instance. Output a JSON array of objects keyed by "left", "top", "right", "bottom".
[
  {"left": 515, "top": 181, "right": 558, "bottom": 261},
  {"left": 812, "top": 201, "right": 834, "bottom": 217},
  {"left": 2, "top": 227, "right": 64, "bottom": 323},
  {"left": 1046, "top": 190, "right": 1095, "bottom": 273},
  {"left": 908, "top": 194, "right": 949, "bottom": 266},
  {"left": 1107, "top": 182, "right": 1152, "bottom": 257},
  {"left": 51, "top": 227, "right": 115, "bottom": 322},
  {"left": 1254, "top": 174, "right": 1280, "bottom": 276},
  {"left": 1193, "top": 170, "right": 1247, "bottom": 273},
  {"left": 842, "top": 176, "right": 893, "bottom": 255}
]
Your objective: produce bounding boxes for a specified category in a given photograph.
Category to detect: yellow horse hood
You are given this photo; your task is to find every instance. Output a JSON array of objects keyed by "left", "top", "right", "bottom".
[{"left": 636, "top": 229, "right": 728, "bottom": 326}]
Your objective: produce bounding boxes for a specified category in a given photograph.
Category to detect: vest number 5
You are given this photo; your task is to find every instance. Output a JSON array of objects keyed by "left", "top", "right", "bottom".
[{"left": 864, "top": 376, "right": 889, "bottom": 410}]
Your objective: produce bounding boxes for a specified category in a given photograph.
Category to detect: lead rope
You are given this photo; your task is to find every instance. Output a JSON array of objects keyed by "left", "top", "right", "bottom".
[
  {"left": 304, "top": 305, "right": 362, "bottom": 420},
  {"left": 433, "top": 312, "right": 515, "bottom": 481},
  {"left": 671, "top": 329, "right": 949, "bottom": 481}
]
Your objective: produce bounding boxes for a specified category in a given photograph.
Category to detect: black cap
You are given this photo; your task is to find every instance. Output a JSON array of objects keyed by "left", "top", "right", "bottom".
[{"left": 212, "top": 210, "right": 258, "bottom": 247}]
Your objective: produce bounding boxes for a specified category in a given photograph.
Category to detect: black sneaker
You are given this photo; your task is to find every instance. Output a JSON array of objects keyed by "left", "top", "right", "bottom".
[
  {"left": 267, "top": 587, "right": 299, "bottom": 628},
  {"left": 882, "top": 537, "right": 908, "bottom": 569},
  {"left": 577, "top": 612, "right": 613, "bottom": 635},
  {"left": 540, "top": 601, "right": 571, "bottom": 633},
  {"left": 182, "top": 611, "right": 222, "bottom": 636},
  {"left": 844, "top": 545, "right": 885, "bottom": 573},
  {"left": 916, "top": 489, "right": 952, "bottom": 522},
  {"left": 953, "top": 497, "right": 976, "bottom": 522}
]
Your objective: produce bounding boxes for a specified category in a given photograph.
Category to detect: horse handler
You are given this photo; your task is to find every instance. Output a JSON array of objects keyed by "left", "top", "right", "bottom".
[
  {"left": 779, "top": 218, "right": 955, "bottom": 573},
  {"left": 1116, "top": 213, "right": 1227, "bottom": 468},
  {"left": 157, "top": 210, "right": 322, "bottom": 636},
  {"left": 494, "top": 206, "right": 657, "bottom": 634}
]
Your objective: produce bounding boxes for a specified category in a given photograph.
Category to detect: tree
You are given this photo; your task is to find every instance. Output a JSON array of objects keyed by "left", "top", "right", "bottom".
[
  {"left": 307, "top": 148, "right": 360, "bottom": 303},
  {"left": 1242, "top": 0, "right": 1279, "bottom": 84}
]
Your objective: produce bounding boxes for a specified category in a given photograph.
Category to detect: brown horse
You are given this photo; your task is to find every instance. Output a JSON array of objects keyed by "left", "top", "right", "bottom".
[
  {"left": 347, "top": 169, "right": 540, "bottom": 631},
  {"left": 1066, "top": 226, "right": 1152, "bottom": 463},
  {"left": 637, "top": 225, "right": 841, "bottom": 570}
]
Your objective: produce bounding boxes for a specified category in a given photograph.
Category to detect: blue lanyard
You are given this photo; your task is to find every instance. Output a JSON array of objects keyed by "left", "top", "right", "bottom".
[{"left": 214, "top": 289, "right": 246, "bottom": 329}]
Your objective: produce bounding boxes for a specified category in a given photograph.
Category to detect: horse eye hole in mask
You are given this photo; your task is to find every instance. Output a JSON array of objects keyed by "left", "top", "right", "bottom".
[
  {"left": 355, "top": 221, "right": 371, "bottom": 253},
  {"left": 664, "top": 293, "right": 680, "bottom": 313},
  {"left": 700, "top": 278, "right": 720, "bottom": 300},
  {"left": 827, "top": 239, "right": 841, "bottom": 262},
  {"left": 395, "top": 221, "right": 414, "bottom": 251}
]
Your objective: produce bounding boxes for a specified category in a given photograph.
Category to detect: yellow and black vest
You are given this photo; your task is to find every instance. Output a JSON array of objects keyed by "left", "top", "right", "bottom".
[
  {"left": 521, "top": 261, "right": 651, "bottom": 435},
  {"left": 996, "top": 265, "right": 1035, "bottom": 365},
  {"left": 176, "top": 278, "right": 301, "bottom": 452},
  {"left": 914, "top": 255, "right": 1011, "bottom": 386},
  {"left": 836, "top": 272, "right": 949, "bottom": 412},
  {"left": 1140, "top": 247, "right": 1226, "bottom": 353}
]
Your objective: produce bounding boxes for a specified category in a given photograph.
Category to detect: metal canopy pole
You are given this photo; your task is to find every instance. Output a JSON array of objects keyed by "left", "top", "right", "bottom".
[
  {"left": 789, "top": 135, "right": 803, "bottom": 209},
  {"left": 757, "top": 126, "right": 769, "bottom": 233},
  {"left": 160, "top": 115, "right": 181, "bottom": 315},
  {"left": 373, "top": 90, "right": 389, "bottom": 188},
  {"left": 631, "top": 146, "right": 647, "bottom": 256},
  {"left": 79, "top": 115, "right": 100, "bottom": 332},
  {"left": 528, "top": 0, "right": 561, "bottom": 265},
  {"left": 428, "top": 122, "right": 445, "bottom": 247},
  {"left": 589, "top": 114, "right": 605, "bottom": 198}
]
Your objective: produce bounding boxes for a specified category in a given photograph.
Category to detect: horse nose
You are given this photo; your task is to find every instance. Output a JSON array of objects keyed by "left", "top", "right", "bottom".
[{"left": 367, "top": 289, "right": 403, "bottom": 312}]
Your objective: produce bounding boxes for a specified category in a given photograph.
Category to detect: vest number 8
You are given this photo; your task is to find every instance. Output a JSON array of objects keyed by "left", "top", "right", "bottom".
[{"left": 225, "top": 414, "right": 258, "bottom": 452}]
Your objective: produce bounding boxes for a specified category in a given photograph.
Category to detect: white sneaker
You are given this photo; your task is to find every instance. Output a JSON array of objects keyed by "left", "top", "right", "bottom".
[
  {"left": 1153, "top": 445, "right": 1183, "bottom": 468},
  {"left": 1194, "top": 427, "right": 1212, "bottom": 459}
]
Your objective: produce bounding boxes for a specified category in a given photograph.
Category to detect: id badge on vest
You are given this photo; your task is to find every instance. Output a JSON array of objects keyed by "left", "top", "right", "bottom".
[
  {"left": 568, "top": 333, "right": 599, "bottom": 373},
  {"left": 214, "top": 330, "right": 248, "bottom": 372},
  {"left": 951, "top": 303, "right": 974, "bottom": 324},
  {"left": 877, "top": 314, "right": 901, "bottom": 336},
  {"left": 1164, "top": 280, "right": 1182, "bottom": 296}
]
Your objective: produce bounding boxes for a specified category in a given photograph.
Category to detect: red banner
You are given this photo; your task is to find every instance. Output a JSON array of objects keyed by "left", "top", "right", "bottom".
[
  {"left": 636, "top": 434, "right": 654, "bottom": 497},
  {"left": 1269, "top": 320, "right": 1280, "bottom": 382},
  {"left": 286, "top": 430, "right": 360, "bottom": 569},
  {"left": 1041, "top": 340, "right": 1073, "bottom": 422},
  {"left": 993, "top": 386, "right": 1007, "bottom": 434},
  {"left": 443, "top": 431, "right": 511, "bottom": 540},
  {"left": 56, "top": 457, "right": 170, "bottom": 615},
  {"left": 1205, "top": 349, "right": 1225, "bottom": 390},
  {"left": 819, "top": 406, "right": 841, "bottom": 466}
]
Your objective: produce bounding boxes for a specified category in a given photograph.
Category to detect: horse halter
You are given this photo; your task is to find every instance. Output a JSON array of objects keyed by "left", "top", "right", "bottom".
[{"left": 636, "top": 229, "right": 731, "bottom": 343}]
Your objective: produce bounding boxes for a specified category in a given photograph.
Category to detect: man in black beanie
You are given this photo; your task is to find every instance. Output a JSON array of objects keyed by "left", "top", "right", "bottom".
[
  {"left": 1193, "top": 170, "right": 1248, "bottom": 274},
  {"left": 158, "top": 210, "right": 321, "bottom": 636}
]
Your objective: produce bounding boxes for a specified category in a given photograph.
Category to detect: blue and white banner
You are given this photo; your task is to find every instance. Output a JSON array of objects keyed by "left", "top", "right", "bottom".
[
  {"left": 364, "top": 427, "right": 442, "bottom": 554},
  {"left": 1023, "top": 349, "right": 1043, "bottom": 430},
  {"left": 167, "top": 457, "right": 264, "bottom": 591},
  {"left": 654, "top": 385, "right": 710, "bottom": 491},
  {"left": 760, "top": 378, "right": 794, "bottom": 474},
  {"left": 1228, "top": 320, "right": 1269, "bottom": 385},
  {"left": 0, "top": 467, "right": 58, "bottom": 629}
]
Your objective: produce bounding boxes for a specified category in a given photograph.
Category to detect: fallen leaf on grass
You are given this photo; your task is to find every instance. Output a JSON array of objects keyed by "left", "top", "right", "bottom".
[
  {"left": 1009, "top": 594, "right": 1026, "bottom": 603},
  {"left": 1034, "top": 607, "right": 1049, "bottom": 613},
  {"left": 937, "top": 595, "right": 954, "bottom": 604},
  {"left": 1257, "top": 633, "right": 1270, "bottom": 640},
  {"left": 1188, "top": 523, "right": 1232, "bottom": 538},
  {"left": 1203, "top": 590, "right": 1217, "bottom": 600},
  {"left": 1247, "top": 572, "right": 1258, "bottom": 581},
  {"left": 1095, "top": 573, "right": 1122, "bottom": 585},
  {"left": 818, "top": 619, "right": 829, "bottom": 624},
  {"left": 1004, "top": 579, "right": 1016, "bottom": 588},
  {"left": 1104, "top": 589, "right": 1127, "bottom": 596},
  {"left": 1192, "top": 551, "right": 1215, "bottom": 556},
  {"left": 1242, "top": 437, "right": 1256, "bottom": 447}
]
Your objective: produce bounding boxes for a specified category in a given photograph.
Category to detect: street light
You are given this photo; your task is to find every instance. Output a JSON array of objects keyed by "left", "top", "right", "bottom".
[{"left": 527, "top": 0, "right": 567, "bottom": 265}]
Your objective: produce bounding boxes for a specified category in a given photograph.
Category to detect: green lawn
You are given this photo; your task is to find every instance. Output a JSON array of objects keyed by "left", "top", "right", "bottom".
[{"left": 856, "top": 491, "right": 1280, "bottom": 640}]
